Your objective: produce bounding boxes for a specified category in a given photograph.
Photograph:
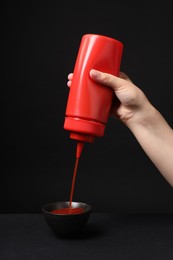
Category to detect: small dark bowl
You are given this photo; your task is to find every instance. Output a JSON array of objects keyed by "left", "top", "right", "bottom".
[{"left": 42, "top": 201, "right": 92, "bottom": 238}]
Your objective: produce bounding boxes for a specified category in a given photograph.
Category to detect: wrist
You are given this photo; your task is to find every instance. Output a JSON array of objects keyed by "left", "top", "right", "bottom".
[{"left": 126, "top": 101, "right": 160, "bottom": 133}]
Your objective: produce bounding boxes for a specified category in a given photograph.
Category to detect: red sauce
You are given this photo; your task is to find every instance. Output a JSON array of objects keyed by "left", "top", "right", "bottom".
[
  {"left": 51, "top": 207, "right": 84, "bottom": 215},
  {"left": 69, "top": 157, "right": 79, "bottom": 208},
  {"left": 51, "top": 154, "right": 83, "bottom": 215}
]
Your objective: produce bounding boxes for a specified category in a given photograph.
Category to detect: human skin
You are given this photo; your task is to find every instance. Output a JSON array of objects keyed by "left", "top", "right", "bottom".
[{"left": 67, "top": 69, "right": 173, "bottom": 187}]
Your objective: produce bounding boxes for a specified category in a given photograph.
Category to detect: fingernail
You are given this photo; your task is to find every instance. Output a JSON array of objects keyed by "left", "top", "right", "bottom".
[{"left": 90, "top": 69, "right": 100, "bottom": 78}]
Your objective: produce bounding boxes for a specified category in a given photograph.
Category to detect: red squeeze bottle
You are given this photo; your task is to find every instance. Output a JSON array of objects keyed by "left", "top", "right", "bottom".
[{"left": 64, "top": 34, "right": 123, "bottom": 158}]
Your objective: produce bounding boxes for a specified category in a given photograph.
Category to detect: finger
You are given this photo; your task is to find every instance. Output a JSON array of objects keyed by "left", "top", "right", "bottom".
[
  {"left": 67, "top": 81, "right": 72, "bottom": 87},
  {"left": 68, "top": 73, "right": 73, "bottom": 80}
]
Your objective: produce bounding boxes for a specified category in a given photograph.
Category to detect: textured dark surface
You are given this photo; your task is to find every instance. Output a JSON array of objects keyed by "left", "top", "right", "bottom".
[{"left": 1, "top": 213, "right": 173, "bottom": 260}]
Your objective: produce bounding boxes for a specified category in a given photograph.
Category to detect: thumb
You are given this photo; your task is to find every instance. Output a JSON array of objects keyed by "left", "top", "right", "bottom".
[{"left": 89, "top": 69, "right": 128, "bottom": 92}]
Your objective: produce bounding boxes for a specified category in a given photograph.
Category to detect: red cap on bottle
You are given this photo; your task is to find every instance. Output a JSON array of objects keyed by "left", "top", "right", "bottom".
[{"left": 70, "top": 132, "right": 94, "bottom": 143}]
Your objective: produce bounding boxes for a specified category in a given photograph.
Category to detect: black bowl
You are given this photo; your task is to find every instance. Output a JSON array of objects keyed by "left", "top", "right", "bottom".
[{"left": 42, "top": 201, "right": 92, "bottom": 237}]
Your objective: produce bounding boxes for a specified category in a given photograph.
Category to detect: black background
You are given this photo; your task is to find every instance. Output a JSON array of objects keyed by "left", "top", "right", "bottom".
[{"left": 2, "top": 1, "right": 173, "bottom": 214}]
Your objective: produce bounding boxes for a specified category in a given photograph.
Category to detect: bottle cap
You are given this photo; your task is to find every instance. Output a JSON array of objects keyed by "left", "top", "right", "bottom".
[{"left": 70, "top": 132, "right": 94, "bottom": 143}]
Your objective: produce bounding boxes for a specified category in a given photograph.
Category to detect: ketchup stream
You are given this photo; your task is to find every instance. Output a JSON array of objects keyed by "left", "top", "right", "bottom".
[{"left": 51, "top": 142, "right": 85, "bottom": 215}]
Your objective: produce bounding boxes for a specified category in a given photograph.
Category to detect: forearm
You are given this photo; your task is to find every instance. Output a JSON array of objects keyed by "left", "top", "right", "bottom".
[
  {"left": 88, "top": 69, "right": 173, "bottom": 186},
  {"left": 127, "top": 104, "right": 173, "bottom": 187}
]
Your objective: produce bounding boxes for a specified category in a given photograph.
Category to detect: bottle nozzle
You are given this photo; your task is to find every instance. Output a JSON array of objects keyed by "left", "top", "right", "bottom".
[{"left": 76, "top": 141, "right": 84, "bottom": 158}]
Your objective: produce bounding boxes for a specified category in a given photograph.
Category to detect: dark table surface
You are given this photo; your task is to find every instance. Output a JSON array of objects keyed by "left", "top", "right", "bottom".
[{"left": 0, "top": 213, "right": 173, "bottom": 260}]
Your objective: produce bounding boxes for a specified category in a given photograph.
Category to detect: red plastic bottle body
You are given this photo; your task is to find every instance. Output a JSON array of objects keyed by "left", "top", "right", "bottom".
[{"left": 64, "top": 34, "right": 123, "bottom": 143}]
